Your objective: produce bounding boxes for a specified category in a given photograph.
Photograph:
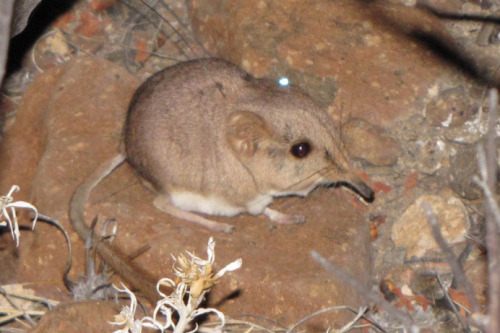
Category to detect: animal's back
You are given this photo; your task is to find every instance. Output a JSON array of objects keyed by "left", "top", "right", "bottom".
[{"left": 125, "top": 59, "right": 258, "bottom": 205}]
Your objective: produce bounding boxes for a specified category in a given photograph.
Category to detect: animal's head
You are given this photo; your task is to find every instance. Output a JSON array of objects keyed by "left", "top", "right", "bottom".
[{"left": 225, "top": 107, "right": 374, "bottom": 202}]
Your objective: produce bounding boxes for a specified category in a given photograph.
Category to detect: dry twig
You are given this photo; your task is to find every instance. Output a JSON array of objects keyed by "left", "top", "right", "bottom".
[
  {"left": 421, "top": 202, "right": 480, "bottom": 315},
  {"left": 286, "top": 305, "right": 376, "bottom": 333},
  {"left": 311, "top": 250, "right": 416, "bottom": 332},
  {"left": 472, "top": 88, "right": 500, "bottom": 332},
  {"left": 435, "top": 273, "right": 470, "bottom": 331}
]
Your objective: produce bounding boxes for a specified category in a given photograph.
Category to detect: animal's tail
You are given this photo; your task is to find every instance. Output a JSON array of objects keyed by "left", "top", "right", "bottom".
[{"left": 69, "top": 152, "right": 159, "bottom": 304}]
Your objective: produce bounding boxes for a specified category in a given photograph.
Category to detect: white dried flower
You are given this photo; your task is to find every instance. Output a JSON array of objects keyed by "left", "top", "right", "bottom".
[
  {"left": 0, "top": 185, "right": 38, "bottom": 247},
  {"left": 110, "top": 284, "right": 164, "bottom": 333},
  {"left": 160, "top": 237, "right": 242, "bottom": 333},
  {"left": 172, "top": 237, "right": 242, "bottom": 299},
  {"left": 109, "top": 238, "right": 241, "bottom": 333}
]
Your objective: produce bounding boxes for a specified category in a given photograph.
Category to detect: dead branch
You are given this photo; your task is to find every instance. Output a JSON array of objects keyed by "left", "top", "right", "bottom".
[
  {"left": 472, "top": 88, "right": 500, "bottom": 332},
  {"left": 310, "top": 250, "right": 417, "bottom": 331},
  {"left": 421, "top": 202, "right": 480, "bottom": 315}
]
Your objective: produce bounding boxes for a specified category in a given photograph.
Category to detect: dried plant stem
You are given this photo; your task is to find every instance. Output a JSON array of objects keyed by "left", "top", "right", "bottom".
[
  {"left": 286, "top": 305, "right": 368, "bottom": 333},
  {"left": 36, "top": 214, "right": 73, "bottom": 291},
  {"left": 474, "top": 88, "right": 500, "bottom": 333},
  {"left": 138, "top": 0, "right": 209, "bottom": 59},
  {"left": 200, "top": 319, "right": 280, "bottom": 333},
  {"left": 421, "top": 202, "right": 480, "bottom": 314},
  {"left": 435, "top": 273, "right": 469, "bottom": 331},
  {"left": 484, "top": 88, "right": 500, "bottom": 333},
  {"left": 0, "top": 288, "right": 35, "bottom": 326},
  {"left": 0, "top": 285, "right": 59, "bottom": 326},
  {"left": 471, "top": 88, "right": 500, "bottom": 332},
  {"left": 338, "top": 306, "right": 369, "bottom": 333},
  {"left": 310, "top": 251, "right": 416, "bottom": 331},
  {"left": 173, "top": 316, "right": 190, "bottom": 333},
  {"left": 0, "top": 287, "right": 59, "bottom": 307},
  {"left": 0, "top": 310, "right": 46, "bottom": 325}
]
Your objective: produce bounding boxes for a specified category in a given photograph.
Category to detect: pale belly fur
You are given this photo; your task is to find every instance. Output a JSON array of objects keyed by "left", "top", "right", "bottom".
[{"left": 170, "top": 191, "right": 273, "bottom": 217}]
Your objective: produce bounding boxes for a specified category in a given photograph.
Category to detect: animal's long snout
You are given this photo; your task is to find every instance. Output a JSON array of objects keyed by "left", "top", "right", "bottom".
[
  {"left": 322, "top": 155, "right": 375, "bottom": 202},
  {"left": 345, "top": 177, "right": 375, "bottom": 203}
]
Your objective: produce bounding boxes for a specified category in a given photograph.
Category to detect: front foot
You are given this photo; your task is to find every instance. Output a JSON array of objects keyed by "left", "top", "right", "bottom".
[{"left": 263, "top": 207, "right": 306, "bottom": 225}]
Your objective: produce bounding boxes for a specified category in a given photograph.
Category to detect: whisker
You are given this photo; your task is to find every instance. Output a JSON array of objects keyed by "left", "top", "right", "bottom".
[{"left": 281, "top": 166, "right": 330, "bottom": 192}]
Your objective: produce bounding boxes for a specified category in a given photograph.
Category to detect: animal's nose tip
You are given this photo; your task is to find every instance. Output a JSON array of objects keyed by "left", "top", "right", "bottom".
[
  {"left": 350, "top": 178, "right": 375, "bottom": 203},
  {"left": 361, "top": 185, "right": 375, "bottom": 203}
]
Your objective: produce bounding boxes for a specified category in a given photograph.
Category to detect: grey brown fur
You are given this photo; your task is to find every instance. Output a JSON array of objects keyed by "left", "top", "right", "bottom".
[
  {"left": 69, "top": 58, "right": 374, "bottom": 301},
  {"left": 125, "top": 58, "right": 373, "bottom": 232}
]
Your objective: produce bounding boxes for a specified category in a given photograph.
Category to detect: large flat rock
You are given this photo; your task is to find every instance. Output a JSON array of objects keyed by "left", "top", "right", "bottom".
[{"left": 0, "top": 56, "right": 372, "bottom": 331}]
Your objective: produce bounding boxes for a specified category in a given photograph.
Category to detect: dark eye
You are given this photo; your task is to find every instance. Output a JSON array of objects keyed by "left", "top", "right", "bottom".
[{"left": 291, "top": 141, "right": 311, "bottom": 158}]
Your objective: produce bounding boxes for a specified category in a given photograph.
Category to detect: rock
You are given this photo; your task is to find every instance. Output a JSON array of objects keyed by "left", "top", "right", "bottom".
[
  {"left": 0, "top": 56, "right": 141, "bottom": 306},
  {"left": 187, "top": 0, "right": 474, "bottom": 127},
  {"left": 414, "top": 138, "right": 450, "bottom": 174},
  {"left": 449, "top": 140, "right": 500, "bottom": 200},
  {"left": 0, "top": 55, "right": 372, "bottom": 331},
  {"left": 391, "top": 192, "right": 469, "bottom": 259},
  {"left": 449, "top": 144, "right": 483, "bottom": 200},
  {"left": 425, "top": 86, "right": 478, "bottom": 128},
  {"left": 342, "top": 118, "right": 402, "bottom": 166}
]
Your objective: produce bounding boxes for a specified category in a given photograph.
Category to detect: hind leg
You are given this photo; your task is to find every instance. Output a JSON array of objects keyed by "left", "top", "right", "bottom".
[{"left": 153, "top": 195, "right": 235, "bottom": 233}]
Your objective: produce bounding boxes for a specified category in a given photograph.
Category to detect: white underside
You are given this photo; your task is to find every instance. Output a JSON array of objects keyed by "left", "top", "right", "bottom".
[
  {"left": 170, "top": 191, "right": 244, "bottom": 216},
  {"left": 246, "top": 194, "right": 273, "bottom": 215},
  {"left": 170, "top": 191, "right": 273, "bottom": 217}
]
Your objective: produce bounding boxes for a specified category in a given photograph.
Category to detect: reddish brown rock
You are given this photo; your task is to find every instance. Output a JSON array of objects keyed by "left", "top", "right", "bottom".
[
  {"left": 187, "top": 0, "right": 469, "bottom": 126},
  {"left": 0, "top": 56, "right": 140, "bottom": 304},
  {"left": 0, "top": 56, "right": 372, "bottom": 331},
  {"left": 342, "top": 118, "right": 402, "bottom": 166}
]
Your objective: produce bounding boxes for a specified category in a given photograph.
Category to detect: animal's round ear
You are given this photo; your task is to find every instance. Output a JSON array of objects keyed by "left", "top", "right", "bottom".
[{"left": 226, "top": 111, "right": 270, "bottom": 158}]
